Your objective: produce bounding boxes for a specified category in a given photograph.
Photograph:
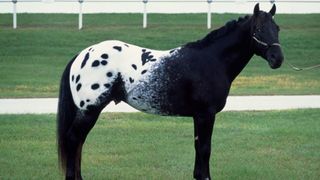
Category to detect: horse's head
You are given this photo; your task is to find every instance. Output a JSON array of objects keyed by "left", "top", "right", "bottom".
[{"left": 251, "top": 3, "right": 284, "bottom": 69}]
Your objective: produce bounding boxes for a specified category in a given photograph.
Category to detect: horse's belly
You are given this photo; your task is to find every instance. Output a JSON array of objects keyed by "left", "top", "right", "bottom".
[
  {"left": 124, "top": 79, "right": 193, "bottom": 116},
  {"left": 125, "top": 83, "right": 168, "bottom": 115}
]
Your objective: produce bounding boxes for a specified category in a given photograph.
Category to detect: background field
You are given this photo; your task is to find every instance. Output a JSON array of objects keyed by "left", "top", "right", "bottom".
[
  {"left": 0, "top": 13, "right": 319, "bottom": 97},
  {"left": 0, "top": 110, "right": 319, "bottom": 179}
]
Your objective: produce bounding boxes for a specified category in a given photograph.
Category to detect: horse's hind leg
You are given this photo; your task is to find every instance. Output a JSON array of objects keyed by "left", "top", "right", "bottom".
[{"left": 65, "top": 105, "right": 106, "bottom": 180}]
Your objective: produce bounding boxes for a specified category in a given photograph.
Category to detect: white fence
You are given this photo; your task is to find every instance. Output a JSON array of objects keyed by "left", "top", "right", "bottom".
[{"left": 1, "top": 0, "right": 320, "bottom": 29}]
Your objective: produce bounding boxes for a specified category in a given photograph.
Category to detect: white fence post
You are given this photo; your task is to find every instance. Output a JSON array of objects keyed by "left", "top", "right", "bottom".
[
  {"left": 12, "top": 0, "right": 17, "bottom": 29},
  {"left": 79, "top": 0, "right": 83, "bottom": 30},
  {"left": 207, "top": 0, "right": 212, "bottom": 29},
  {"left": 143, "top": 0, "right": 148, "bottom": 28}
]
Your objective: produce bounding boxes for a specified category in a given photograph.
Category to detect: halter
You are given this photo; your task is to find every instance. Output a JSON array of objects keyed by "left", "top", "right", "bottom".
[{"left": 252, "top": 36, "right": 281, "bottom": 48}]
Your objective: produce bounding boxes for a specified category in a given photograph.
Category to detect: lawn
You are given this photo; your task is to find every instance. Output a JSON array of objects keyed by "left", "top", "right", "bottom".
[
  {"left": 0, "top": 13, "right": 319, "bottom": 98},
  {"left": 0, "top": 109, "right": 319, "bottom": 179}
]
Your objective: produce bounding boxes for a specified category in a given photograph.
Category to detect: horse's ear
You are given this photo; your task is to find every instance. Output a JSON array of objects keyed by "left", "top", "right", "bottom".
[
  {"left": 254, "top": 3, "right": 260, "bottom": 16},
  {"left": 269, "top": 4, "right": 276, "bottom": 16}
]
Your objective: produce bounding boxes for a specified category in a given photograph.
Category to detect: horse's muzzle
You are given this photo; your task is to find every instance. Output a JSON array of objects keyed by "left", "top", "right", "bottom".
[{"left": 266, "top": 46, "right": 284, "bottom": 69}]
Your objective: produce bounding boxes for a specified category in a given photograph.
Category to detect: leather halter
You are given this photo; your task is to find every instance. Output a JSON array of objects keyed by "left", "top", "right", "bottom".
[{"left": 252, "top": 36, "right": 281, "bottom": 48}]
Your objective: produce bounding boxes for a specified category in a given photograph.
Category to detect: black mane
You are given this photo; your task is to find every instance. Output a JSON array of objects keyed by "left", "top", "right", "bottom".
[{"left": 185, "top": 15, "right": 251, "bottom": 49}]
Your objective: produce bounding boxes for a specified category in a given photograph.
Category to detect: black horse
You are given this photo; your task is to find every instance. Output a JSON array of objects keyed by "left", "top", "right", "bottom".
[{"left": 57, "top": 3, "right": 283, "bottom": 179}]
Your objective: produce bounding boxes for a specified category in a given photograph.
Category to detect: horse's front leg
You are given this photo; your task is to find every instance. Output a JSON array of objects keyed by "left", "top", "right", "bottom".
[{"left": 193, "top": 109, "right": 215, "bottom": 180}]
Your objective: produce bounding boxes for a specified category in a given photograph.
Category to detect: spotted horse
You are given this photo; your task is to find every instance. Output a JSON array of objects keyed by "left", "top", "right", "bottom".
[{"left": 57, "top": 4, "right": 284, "bottom": 180}]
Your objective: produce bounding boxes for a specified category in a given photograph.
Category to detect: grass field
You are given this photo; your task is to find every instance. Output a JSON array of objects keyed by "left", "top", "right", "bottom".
[
  {"left": 0, "top": 110, "right": 319, "bottom": 179},
  {"left": 0, "top": 13, "right": 319, "bottom": 97}
]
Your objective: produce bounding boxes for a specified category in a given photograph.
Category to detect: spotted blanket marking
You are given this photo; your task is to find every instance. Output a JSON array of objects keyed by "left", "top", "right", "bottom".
[{"left": 70, "top": 40, "right": 180, "bottom": 114}]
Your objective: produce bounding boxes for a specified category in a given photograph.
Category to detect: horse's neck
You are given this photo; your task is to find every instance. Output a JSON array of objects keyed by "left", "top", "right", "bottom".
[{"left": 216, "top": 27, "right": 254, "bottom": 82}]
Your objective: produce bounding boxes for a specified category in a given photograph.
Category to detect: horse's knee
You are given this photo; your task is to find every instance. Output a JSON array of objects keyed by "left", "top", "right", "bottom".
[{"left": 200, "top": 144, "right": 211, "bottom": 156}]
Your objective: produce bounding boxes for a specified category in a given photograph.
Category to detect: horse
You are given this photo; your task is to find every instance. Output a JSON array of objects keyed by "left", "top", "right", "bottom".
[{"left": 57, "top": 3, "right": 284, "bottom": 180}]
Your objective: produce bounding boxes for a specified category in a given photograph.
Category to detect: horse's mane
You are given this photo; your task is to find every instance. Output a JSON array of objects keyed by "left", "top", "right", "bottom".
[{"left": 184, "top": 15, "right": 251, "bottom": 49}]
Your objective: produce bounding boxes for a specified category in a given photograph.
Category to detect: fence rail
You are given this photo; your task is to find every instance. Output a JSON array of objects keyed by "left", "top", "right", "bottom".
[
  {"left": 1, "top": 0, "right": 320, "bottom": 2},
  {"left": 1, "top": 0, "right": 320, "bottom": 29}
]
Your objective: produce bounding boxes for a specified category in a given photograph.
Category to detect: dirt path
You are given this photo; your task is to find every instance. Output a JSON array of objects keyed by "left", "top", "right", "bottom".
[{"left": 0, "top": 95, "right": 319, "bottom": 114}]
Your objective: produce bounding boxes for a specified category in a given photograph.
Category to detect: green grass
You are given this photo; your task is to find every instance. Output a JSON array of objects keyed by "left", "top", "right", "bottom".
[
  {"left": 0, "top": 110, "right": 319, "bottom": 179},
  {"left": 0, "top": 13, "right": 319, "bottom": 97}
]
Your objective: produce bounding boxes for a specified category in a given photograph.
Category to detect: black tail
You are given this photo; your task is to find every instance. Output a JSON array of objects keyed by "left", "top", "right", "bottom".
[{"left": 57, "top": 55, "right": 78, "bottom": 173}]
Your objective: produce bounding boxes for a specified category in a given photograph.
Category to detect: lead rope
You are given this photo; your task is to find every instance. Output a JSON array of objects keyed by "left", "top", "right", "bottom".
[
  {"left": 285, "top": 61, "right": 320, "bottom": 71},
  {"left": 252, "top": 36, "right": 320, "bottom": 71}
]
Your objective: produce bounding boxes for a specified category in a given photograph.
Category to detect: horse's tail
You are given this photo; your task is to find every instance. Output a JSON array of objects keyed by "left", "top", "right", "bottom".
[{"left": 57, "top": 55, "right": 78, "bottom": 173}]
